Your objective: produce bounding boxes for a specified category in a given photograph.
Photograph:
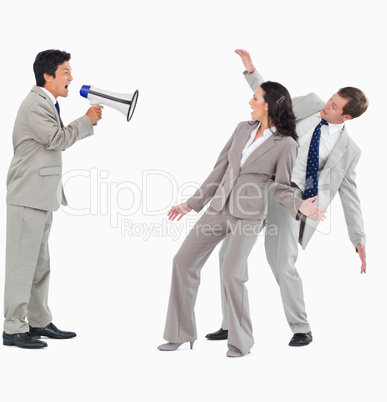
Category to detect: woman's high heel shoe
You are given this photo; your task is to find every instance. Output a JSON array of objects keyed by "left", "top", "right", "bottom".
[{"left": 157, "top": 341, "right": 195, "bottom": 351}]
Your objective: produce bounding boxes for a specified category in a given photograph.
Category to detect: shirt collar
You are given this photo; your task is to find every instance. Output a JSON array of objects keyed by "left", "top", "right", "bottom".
[
  {"left": 314, "top": 113, "right": 345, "bottom": 136},
  {"left": 327, "top": 121, "right": 345, "bottom": 136},
  {"left": 40, "top": 87, "right": 57, "bottom": 105},
  {"left": 252, "top": 122, "right": 276, "bottom": 138}
]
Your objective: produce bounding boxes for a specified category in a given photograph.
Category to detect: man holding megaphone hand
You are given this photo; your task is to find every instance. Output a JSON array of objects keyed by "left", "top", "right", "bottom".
[
  {"left": 86, "top": 104, "right": 104, "bottom": 124},
  {"left": 3, "top": 49, "right": 102, "bottom": 349}
]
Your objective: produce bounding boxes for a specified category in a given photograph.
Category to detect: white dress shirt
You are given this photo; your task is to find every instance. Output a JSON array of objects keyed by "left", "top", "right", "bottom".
[
  {"left": 291, "top": 113, "right": 344, "bottom": 191},
  {"left": 40, "top": 87, "right": 57, "bottom": 105},
  {"left": 240, "top": 123, "right": 274, "bottom": 167}
]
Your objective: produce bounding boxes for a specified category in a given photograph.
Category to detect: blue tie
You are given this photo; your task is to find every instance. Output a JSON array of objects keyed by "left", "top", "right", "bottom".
[
  {"left": 55, "top": 101, "right": 60, "bottom": 117},
  {"left": 304, "top": 119, "right": 328, "bottom": 199}
]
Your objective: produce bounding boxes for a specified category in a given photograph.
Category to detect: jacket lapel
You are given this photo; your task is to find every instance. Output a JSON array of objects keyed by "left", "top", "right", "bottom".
[
  {"left": 241, "top": 133, "right": 280, "bottom": 170},
  {"left": 31, "top": 86, "right": 62, "bottom": 126},
  {"left": 229, "top": 122, "right": 258, "bottom": 170},
  {"left": 319, "top": 128, "right": 349, "bottom": 184}
]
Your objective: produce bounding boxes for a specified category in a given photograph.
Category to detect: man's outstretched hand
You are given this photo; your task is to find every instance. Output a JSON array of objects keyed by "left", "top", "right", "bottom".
[
  {"left": 235, "top": 49, "right": 255, "bottom": 74},
  {"left": 356, "top": 243, "right": 367, "bottom": 274}
]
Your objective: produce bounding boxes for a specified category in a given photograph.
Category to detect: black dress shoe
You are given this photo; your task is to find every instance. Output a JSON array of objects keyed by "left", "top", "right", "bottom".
[
  {"left": 205, "top": 328, "right": 228, "bottom": 340},
  {"left": 29, "top": 322, "right": 76, "bottom": 339},
  {"left": 289, "top": 331, "right": 313, "bottom": 347},
  {"left": 3, "top": 331, "right": 48, "bottom": 349}
]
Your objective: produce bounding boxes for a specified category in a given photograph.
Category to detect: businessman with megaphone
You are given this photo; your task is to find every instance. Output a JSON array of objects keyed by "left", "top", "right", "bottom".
[{"left": 3, "top": 49, "right": 104, "bottom": 349}]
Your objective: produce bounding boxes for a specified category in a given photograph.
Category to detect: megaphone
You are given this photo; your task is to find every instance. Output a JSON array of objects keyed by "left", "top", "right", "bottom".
[{"left": 80, "top": 85, "right": 139, "bottom": 122}]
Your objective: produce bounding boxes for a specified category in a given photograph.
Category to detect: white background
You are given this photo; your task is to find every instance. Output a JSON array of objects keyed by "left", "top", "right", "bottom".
[{"left": 0, "top": 0, "right": 386, "bottom": 401}]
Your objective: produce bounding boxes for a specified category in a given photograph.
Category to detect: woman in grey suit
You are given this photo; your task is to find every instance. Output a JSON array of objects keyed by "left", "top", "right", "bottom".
[{"left": 158, "top": 81, "right": 325, "bottom": 357}]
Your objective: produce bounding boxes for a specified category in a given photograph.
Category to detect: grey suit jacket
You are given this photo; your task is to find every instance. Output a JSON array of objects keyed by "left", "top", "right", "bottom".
[
  {"left": 6, "top": 86, "right": 94, "bottom": 212},
  {"left": 245, "top": 70, "right": 366, "bottom": 249},
  {"left": 187, "top": 121, "right": 303, "bottom": 221}
]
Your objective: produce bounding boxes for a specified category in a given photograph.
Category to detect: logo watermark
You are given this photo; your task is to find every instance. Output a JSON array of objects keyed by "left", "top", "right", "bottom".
[{"left": 59, "top": 167, "right": 332, "bottom": 240}]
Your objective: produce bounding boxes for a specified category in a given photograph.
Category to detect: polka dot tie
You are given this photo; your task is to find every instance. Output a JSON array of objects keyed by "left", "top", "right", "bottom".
[
  {"left": 55, "top": 101, "right": 60, "bottom": 117},
  {"left": 304, "top": 119, "right": 328, "bottom": 199}
]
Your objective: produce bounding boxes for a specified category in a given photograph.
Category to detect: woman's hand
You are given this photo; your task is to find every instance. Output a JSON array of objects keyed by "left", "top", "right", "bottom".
[
  {"left": 298, "top": 195, "right": 327, "bottom": 222},
  {"left": 167, "top": 202, "right": 192, "bottom": 221}
]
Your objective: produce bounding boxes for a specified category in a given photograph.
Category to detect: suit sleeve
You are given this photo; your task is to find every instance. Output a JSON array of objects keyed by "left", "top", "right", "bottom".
[
  {"left": 29, "top": 100, "right": 94, "bottom": 151},
  {"left": 272, "top": 139, "right": 303, "bottom": 219},
  {"left": 244, "top": 70, "right": 265, "bottom": 92},
  {"left": 338, "top": 151, "right": 366, "bottom": 249},
  {"left": 186, "top": 126, "right": 237, "bottom": 212}
]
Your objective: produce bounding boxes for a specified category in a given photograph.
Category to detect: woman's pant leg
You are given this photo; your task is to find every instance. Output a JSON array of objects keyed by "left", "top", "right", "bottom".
[
  {"left": 221, "top": 218, "right": 263, "bottom": 355},
  {"left": 163, "top": 210, "right": 228, "bottom": 343}
]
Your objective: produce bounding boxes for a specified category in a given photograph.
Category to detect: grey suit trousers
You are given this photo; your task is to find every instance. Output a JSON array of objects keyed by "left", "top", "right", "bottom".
[
  {"left": 219, "top": 185, "right": 310, "bottom": 334},
  {"left": 163, "top": 203, "right": 263, "bottom": 356},
  {"left": 4, "top": 205, "right": 53, "bottom": 334},
  {"left": 265, "top": 185, "right": 310, "bottom": 333}
]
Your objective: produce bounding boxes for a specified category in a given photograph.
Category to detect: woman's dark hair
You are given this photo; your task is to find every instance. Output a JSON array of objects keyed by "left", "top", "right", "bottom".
[
  {"left": 33, "top": 49, "right": 71, "bottom": 87},
  {"left": 260, "top": 81, "right": 298, "bottom": 142}
]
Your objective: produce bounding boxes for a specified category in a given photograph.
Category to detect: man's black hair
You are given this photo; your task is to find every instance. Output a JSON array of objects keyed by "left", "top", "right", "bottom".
[{"left": 33, "top": 49, "right": 71, "bottom": 87}]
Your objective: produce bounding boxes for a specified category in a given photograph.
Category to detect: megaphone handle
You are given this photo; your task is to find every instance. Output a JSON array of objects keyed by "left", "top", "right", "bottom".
[{"left": 89, "top": 100, "right": 99, "bottom": 126}]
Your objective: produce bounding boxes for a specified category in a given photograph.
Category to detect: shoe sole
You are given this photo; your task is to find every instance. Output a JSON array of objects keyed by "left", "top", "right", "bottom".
[
  {"left": 3, "top": 339, "right": 47, "bottom": 349},
  {"left": 32, "top": 335, "right": 75, "bottom": 339},
  {"left": 29, "top": 333, "right": 76, "bottom": 339},
  {"left": 205, "top": 336, "right": 228, "bottom": 341},
  {"left": 289, "top": 338, "right": 313, "bottom": 347}
]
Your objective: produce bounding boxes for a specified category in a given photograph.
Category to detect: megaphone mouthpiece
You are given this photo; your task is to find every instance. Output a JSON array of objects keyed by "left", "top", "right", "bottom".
[{"left": 80, "top": 85, "right": 91, "bottom": 99}]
